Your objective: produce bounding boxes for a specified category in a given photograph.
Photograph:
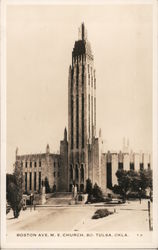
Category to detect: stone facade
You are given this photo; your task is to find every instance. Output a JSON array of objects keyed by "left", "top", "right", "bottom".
[
  {"left": 14, "top": 23, "right": 151, "bottom": 195},
  {"left": 15, "top": 129, "right": 68, "bottom": 194},
  {"left": 105, "top": 151, "right": 151, "bottom": 189}
]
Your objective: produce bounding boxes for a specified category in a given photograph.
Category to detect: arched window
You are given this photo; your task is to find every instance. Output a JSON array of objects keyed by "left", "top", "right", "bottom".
[
  {"left": 70, "top": 165, "right": 73, "bottom": 180},
  {"left": 80, "top": 184, "right": 84, "bottom": 193},
  {"left": 81, "top": 164, "right": 84, "bottom": 181},
  {"left": 75, "top": 165, "right": 78, "bottom": 181}
]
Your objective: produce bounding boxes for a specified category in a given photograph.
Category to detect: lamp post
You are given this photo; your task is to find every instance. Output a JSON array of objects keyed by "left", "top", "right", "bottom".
[{"left": 139, "top": 187, "right": 142, "bottom": 204}]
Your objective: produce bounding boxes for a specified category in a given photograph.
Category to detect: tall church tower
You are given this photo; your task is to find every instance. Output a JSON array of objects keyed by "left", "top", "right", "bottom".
[{"left": 68, "top": 23, "right": 97, "bottom": 192}]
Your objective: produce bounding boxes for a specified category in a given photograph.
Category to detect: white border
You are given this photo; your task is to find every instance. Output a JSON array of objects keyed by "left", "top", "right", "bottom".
[
  {"left": 152, "top": 0, "right": 158, "bottom": 247},
  {"left": 1, "top": 0, "right": 7, "bottom": 248},
  {"left": 1, "top": 0, "right": 158, "bottom": 248}
]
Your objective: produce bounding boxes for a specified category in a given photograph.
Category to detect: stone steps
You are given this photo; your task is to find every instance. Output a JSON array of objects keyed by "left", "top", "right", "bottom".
[
  {"left": 49, "top": 192, "right": 72, "bottom": 198},
  {"left": 46, "top": 197, "right": 72, "bottom": 205}
]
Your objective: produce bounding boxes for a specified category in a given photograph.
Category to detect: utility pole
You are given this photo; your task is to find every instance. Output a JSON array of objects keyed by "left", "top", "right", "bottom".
[{"left": 148, "top": 200, "right": 152, "bottom": 231}]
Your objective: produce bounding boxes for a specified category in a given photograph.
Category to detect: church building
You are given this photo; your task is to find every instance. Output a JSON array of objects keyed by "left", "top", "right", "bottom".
[{"left": 15, "top": 23, "right": 151, "bottom": 195}]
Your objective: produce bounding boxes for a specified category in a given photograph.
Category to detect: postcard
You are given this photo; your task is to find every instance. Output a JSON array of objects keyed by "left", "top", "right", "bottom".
[{"left": 1, "top": 0, "right": 158, "bottom": 248}]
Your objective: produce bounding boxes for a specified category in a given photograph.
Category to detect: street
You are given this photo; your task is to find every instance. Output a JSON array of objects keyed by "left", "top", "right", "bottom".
[{"left": 7, "top": 199, "right": 152, "bottom": 232}]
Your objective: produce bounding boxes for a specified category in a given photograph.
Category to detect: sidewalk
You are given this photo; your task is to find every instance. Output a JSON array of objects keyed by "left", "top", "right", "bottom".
[
  {"left": 72, "top": 200, "right": 152, "bottom": 231},
  {"left": 7, "top": 208, "right": 38, "bottom": 227}
]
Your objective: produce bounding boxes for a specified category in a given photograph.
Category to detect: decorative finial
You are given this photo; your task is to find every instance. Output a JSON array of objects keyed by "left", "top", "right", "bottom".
[
  {"left": 15, "top": 147, "right": 18, "bottom": 157},
  {"left": 64, "top": 127, "right": 67, "bottom": 141},
  {"left": 99, "top": 128, "right": 102, "bottom": 138},
  {"left": 46, "top": 144, "right": 50, "bottom": 154}
]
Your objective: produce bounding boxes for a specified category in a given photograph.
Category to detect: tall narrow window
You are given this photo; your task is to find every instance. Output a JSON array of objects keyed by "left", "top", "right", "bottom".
[
  {"left": 118, "top": 162, "right": 123, "bottom": 170},
  {"left": 76, "top": 63, "right": 79, "bottom": 150},
  {"left": 91, "top": 96, "right": 93, "bottom": 136},
  {"left": 130, "top": 163, "right": 134, "bottom": 170},
  {"left": 39, "top": 161, "right": 41, "bottom": 167},
  {"left": 70, "top": 165, "right": 73, "bottom": 180},
  {"left": 71, "top": 95, "right": 73, "bottom": 149},
  {"left": 82, "top": 94, "right": 84, "bottom": 148},
  {"left": 25, "top": 172, "right": 27, "bottom": 191},
  {"left": 34, "top": 172, "right": 36, "bottom": 191},
  {"left": 88, "top": 94, "right": 90, "bottom": 137},
  {"left": 107, "top": 163, "right": 112, "bottom": 189},
  {"left": 25, "top": 162, "right": 27, "bottom": 168},
  {"left": 34, "top": 162, "right": 36, "bottom": 167},
  {"left": 39, "top": 172, "right": 41, "bottom": 191},
  {"left": 81, "top": 164, "right": 84, "bottom": 181},
  {"left": 94, "top": 97, "right": 96, "bottom": 128},
  {"left": 140, "top": 163, "right": 144, "bottom": 171},
  {"left": 94, "top": 78, "right": 96, "bottom": 89},
  {"left": 75, "top": 165, "right": 78, "bottom": 181},
  {"left": 29, "top": 172, "right": 32, "bottom": 190},
  {"left": 30, "top": 161, "right": 32, "bottom": 168},
  {"left": 82, "top": 65, "right": 84, "bottom": 89},
  {"left": 71, "top": 69, "right": 74, "bottom": 91},
  {"left": 76, "top": 94, "right": 79, "bottom": 148}
]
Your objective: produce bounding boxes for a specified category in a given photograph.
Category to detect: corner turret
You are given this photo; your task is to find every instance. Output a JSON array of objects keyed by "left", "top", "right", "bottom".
[{"left": 64, "top": 127, "right": 67, "bottom": 141}]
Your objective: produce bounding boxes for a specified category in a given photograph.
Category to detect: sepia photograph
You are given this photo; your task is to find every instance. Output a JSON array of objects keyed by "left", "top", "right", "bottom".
[{"left": 1, "top": 0, "right": 158, "bottom": 248}]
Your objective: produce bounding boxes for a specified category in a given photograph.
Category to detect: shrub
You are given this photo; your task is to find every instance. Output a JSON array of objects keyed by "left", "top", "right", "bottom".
[
  {"left": 85, "top": 180, "right": 104, "bottom": 203},
  {"left": 92, "top": 209, "right": 113, "bottom": 219},
  {"left": 90, "top": 183, "right": 104, "bottom": 202}
]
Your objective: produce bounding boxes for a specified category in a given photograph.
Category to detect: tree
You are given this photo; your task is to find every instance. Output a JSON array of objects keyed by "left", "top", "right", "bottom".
[
  {"left": 112, "top": 184, "right": 122, "bottom": 195},
  {"left": 7, "top": 182, "right": 22, "bottom": 218},
  {"left": 92, "top": 183, "right": 103, "bottom": 202},
  {"left": 45, "top": 177, "right": 51, "bottom": 193},
  {"left": 115, "top": 169, "right": 153, "bottom": 200},
  {"left": 139, "top": 169, "right": 152, "bottom": 191},
  {"left": 6, "top": 174, "right": 16, "bottom": 194},
  {"left": 6, "top": 164, "right": 23, "bottom": 218},
  {"left": 115, "top": 170, "right": 131, "bottom": 201},
  {"left": 128, "top": 170, "right": 140, "bottom": 192}
]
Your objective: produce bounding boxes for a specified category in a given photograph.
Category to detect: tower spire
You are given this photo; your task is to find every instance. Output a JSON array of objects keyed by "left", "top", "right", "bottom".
[{"left": 78, "top": 22, "right": 87, "bottom": 41}]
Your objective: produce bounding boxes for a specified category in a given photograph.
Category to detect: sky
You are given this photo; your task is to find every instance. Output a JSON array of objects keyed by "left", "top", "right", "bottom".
[{"left": 6, "top": 4, "right": 153, "bottom": 173}]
